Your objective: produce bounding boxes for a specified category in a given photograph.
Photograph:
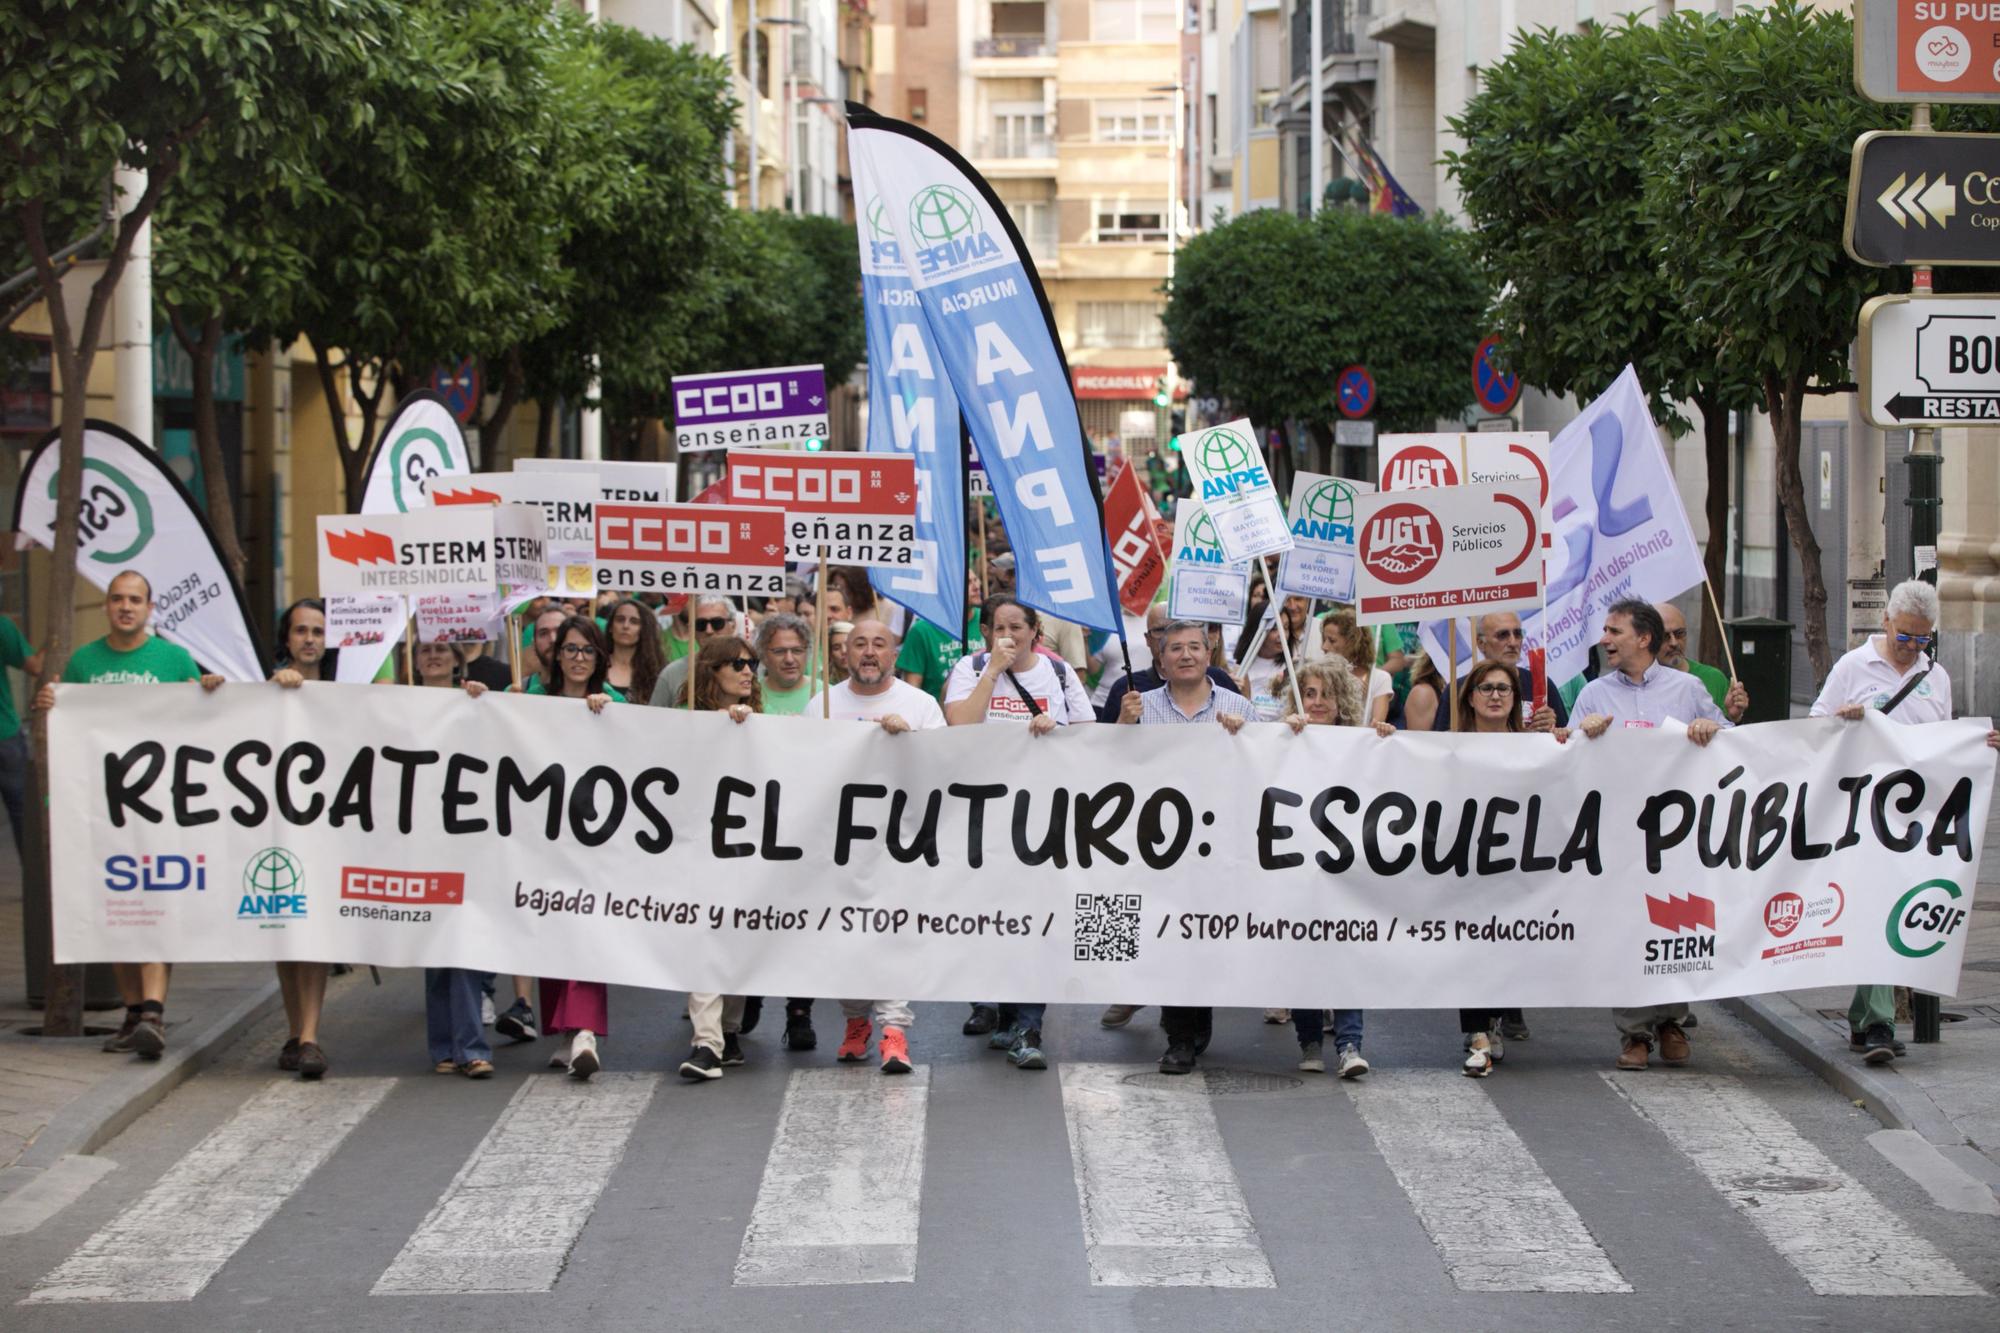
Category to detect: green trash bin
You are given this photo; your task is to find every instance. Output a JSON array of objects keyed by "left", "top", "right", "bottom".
[{"left": 1725, "top": 616, "right": 1792, "bottom": 724}]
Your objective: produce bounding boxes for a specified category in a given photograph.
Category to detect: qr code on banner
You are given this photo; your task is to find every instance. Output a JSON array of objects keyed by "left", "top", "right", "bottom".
[{"left": 1073, "top": 893, "right": 1142, "bottom": 963}]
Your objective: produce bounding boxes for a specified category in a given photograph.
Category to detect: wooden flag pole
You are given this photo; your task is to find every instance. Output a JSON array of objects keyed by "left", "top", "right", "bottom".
[
  {"left": 684, "top": 597, "right": 697, "bottom": 710},
  {"left": 1447, "top": 618, "right": 1459, "bottom": 732},
  {"left": 1258, "top": 560, "right": 1304, "bottom": 718},
  {"left": 404, "top": 611, "right": 418, "bottom": 685},
  {"left": 977, "top": 499, "right": 989, "bottom": 594},
  {"left": 817, "top": 547, "right": 831, "bottom": 718},
  {"left": 508, "top": 611, "right": 522, "bottom": 691},
  {"left": 1701, "top": 578, "right": 1739, "bottom": 681}
]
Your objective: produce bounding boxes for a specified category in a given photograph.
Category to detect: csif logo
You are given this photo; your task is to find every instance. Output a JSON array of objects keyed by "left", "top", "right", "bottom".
[
  {"left": 1359, "top": 502, "right": 1440, "bottom": 584},
  {"left": 1295, "top": 479, "right": 1357, "bottom": 544},
  {"left": 1887, "top": 878, "right": 1967, "bottom": 959},
  {"left": 238, "top": 847, "right": 307, "bottom": 923},
  {"left": 388, "top": 425, "right": 458, "bottom": 513},
  {"left": 907, "top": 184, "right": 1002, "bottom": 275},
  {"left": 326, "top": 528, "right": 396, "bottom": 566},
  {"left": 49, "top": 458, "right": 155, "bottom": 565},
  {"left": 104, "top": 853, "right": 206, "bottom": 892}
]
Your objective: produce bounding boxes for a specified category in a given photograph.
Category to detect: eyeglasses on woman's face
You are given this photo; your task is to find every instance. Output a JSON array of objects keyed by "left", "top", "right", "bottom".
[
  {"left": 723, "top": 656, "right": 758, "bottom": 672},
  {"left": 1473, "top": 680, "right": 1514, "bottom": 697},
  {"left": 559, "top": 642, "right": 599, "bottom": 661}
]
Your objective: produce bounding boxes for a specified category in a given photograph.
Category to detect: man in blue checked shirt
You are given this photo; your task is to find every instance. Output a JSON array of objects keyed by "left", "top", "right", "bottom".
[{"left": 1572, "top": 598, "right": 1728, "bottom": 1072}]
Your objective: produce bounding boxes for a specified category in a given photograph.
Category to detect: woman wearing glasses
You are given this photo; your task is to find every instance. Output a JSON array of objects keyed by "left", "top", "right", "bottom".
[
  {"left": 677, "top": 637, "right": 763, "bottom": 1082},
  {"left": 527, "top": 616, "right": 620, "bottom": 1079}
]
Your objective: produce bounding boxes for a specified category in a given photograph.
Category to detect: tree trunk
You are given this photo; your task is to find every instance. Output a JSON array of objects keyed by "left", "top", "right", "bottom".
[
  {"left": 1305, "top": 420, "right": 1334, "bottom": 477},
  {"left": 1766, "top": 371, "right": 1831, "bottom": 683},
  {"left": 475, "top": 350, "right": 523, "bottom": 459},
  {"left": 535, "top": 397, "right": 556, "bottom": 459},
  {"left": 170, "top": 310, "right": 246, "bottom": 581},
  {"left": 308, "top": 336, "right": 385, "bottom": 512},
  {"left": 19, "top": 182, "right": 165, "bottom": 1035},
  {"left": 1693, "top": 390, "right": 1730, "bottom": 667}
]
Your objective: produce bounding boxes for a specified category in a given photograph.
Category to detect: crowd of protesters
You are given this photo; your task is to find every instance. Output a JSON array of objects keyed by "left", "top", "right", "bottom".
[{"left": 25, "top": 551, "right": 1998, "bottom": 1090}]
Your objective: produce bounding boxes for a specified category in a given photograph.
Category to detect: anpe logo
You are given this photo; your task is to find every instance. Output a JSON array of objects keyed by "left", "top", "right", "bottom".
[
  {"left": 388, "top": 425, "right": 457, "bottom": 512},
  {"left": 1359, "top": 503, "right": 1441, "bottom": 585},
  {"left": 104, "top": 854, "right": 206, "bottom": 892},
  {"left": 909, "top": 184, "right": 980, "bottom": 244},
  {"left": 1887, "top": 878, "right": 1968, "bottom": 959},
  {"left": 1177, "top": 511, "right": 1227, "bottom": 564},
  {"left": 1295, "top": 479, "right": 1357, "bottom": 544},
  {"left": 1765, "top": 892, "right": 1805, "bottom": 938},
  {"left": 341, "top": 867, "right": 465, "bottom": 906},
  {"left": 866, "top": 193, "right": 894, "bottom": 240},
  {"left": 325, "top": 528, "right": 396, "bottom": 565},
  {"left": 1642, "top": 892, "right": 1715, "bottom": 975},
  {"left": 1197, "top": 429, "right": 1252, "bottom": 477},
  {"left": 52, "top": 458, "right": 155, "bottom": 565},
  {"left": 239, "top": 847, "right": 307, "bottom": 924}
]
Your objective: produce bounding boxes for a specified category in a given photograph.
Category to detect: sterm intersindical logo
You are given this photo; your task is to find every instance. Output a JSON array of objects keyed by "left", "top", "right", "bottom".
[{"left": 51, "top": 458, "right": 154, "bottom": 564}]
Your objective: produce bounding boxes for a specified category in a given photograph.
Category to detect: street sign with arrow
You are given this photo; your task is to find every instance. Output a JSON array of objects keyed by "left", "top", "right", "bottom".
[
  {"left": 1846, "top": 131, "right": 2000, "bottom": 266},
  {"left": 1857, "top": 293, "right": 2000, "bottom": 427}
]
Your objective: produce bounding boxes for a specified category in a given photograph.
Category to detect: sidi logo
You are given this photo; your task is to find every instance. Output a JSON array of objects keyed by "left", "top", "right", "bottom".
[
  {"left": 104, "top": 853, "right": 205, "bottom": 892},
  {"left": 1359, "top": 503, "right": 1440, "bottom": 584}
]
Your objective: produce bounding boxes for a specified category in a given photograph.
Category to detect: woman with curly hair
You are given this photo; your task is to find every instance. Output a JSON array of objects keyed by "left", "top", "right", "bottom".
[{"left": 604, "top": 597, "right": 665, "bottom": 703}]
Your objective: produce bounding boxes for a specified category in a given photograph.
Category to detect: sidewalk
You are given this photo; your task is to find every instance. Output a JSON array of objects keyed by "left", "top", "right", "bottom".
[
  {"left": 1726, "top": 780, "right": 2000, "bottom": 1208},
  {"left": 0, "top": 856, "right": 279, "bottom": 1231}
]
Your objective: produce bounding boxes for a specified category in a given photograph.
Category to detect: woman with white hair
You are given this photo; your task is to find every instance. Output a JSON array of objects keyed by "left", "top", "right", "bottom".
[{"left": 1811, "top": 579, "right": 2000, "bottom": 1066}]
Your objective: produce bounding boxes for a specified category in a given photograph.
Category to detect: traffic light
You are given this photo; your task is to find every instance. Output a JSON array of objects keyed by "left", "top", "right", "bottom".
[
  {"left": 1169, "top": 408, "right": 1185, "bottom": 437},
  {"left": 1152, "top": 378, "right": 1170, "bottom": 409},
  {"left": 804, "top": 436, "right": 825, "bottom": 452}
]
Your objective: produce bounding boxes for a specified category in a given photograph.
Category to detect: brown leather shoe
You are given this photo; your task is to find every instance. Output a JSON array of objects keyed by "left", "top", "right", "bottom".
[
  {"left": 1657, "top": 1023, "right": 1691, "bottom": 1066},
  {"left": 1617, "top": 1036, "right": 1650, "bottom": 1070}
]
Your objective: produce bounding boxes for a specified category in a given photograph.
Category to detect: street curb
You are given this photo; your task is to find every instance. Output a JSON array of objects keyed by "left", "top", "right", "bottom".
[
  {"left": 1722, "top": 992, "right": 1964, "bottom": 1146},
  {"left": 0, "top": 978, "right": 281, "bottom": 1202}
]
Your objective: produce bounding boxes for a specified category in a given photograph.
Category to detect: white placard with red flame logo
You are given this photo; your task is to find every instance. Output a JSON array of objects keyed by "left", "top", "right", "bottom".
[{"left": 316, "top": 508, "right": 495, "bottom": 600}]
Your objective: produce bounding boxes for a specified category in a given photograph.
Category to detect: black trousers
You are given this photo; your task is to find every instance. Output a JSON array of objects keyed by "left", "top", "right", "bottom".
[
  {"left": 1459, "top": 1007, "right": 1523, "bottom": 1034},
  {"left": 1161, "top": 1006, "right": 1212, "bottom": 1044}
]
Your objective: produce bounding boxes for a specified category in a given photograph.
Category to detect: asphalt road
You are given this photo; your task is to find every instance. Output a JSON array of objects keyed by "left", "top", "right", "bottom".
[{"left": 2, "top": 975, "right": 1994, "bottom": 1332}]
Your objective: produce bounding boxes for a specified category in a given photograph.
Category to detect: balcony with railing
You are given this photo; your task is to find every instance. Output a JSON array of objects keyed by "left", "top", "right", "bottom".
[
  {"left": 974, "top": 34, "right": 1048, "bottom": 57},
  {"left": 973, "top": 133, "right": 1055, "bottom": 160},
  {"left": 1288, "top": 0, "right": 1373, "bottom": 84},
  {"left": 973, "top": 0, "right": 1054, "bottom": 70}
]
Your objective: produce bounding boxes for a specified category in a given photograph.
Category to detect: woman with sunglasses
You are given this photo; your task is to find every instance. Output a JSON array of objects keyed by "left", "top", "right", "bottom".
[
  {"left": 1276, "top": 659, "right": 1372, "bottom": 1079},
  {"left": 400, "top": 641, "right": 500, "bottom": 1078},
  {"left": 526, "top": 615, "right": 619, "bottom": 1079},
  {"left": 677, "top": 637, "right": 762, "bottom": 1081},
  {"left": 604, "top": 598, "right": 665, "bottom": 704}
]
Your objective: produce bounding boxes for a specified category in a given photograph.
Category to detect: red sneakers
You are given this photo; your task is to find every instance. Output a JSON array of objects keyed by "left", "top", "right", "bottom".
[
  {"left": 837, "top": 1016, "right": 872, "bottom": 1062},
  {"left": 879, "top": 1026, "right": 911, "bottom": 1075}
]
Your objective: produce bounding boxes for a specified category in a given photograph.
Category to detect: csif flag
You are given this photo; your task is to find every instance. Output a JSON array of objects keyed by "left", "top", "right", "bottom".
[
  {"left": 13, "top": 421, "right": 269, "bottom": 681},
  {"left": 335, "top": 392, "right": 470, "bottom": 683},
  {"left": 853, "top": 191, "right": 966, "bottom": 634},
  {"left": 846, "top": 103, "right": 1122, "bottom": 634}
]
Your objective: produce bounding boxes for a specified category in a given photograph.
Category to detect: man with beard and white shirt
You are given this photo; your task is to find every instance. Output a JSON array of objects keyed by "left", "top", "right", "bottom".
[{"left": 808, "top": 619, "right": 942, "bottom": 1075}]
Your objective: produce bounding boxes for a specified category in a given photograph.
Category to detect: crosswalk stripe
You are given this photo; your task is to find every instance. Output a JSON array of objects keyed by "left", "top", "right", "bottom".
[
  {"left": 26, "top": 1077, "right": 395, "bottom": 1304},
  {"left": 373, "top": 1072, "right": 659, "bottom": 1295},
  {"left": 1604, "top": 1071, "right": 1986, "bottom": 1298},
  {"left": 733, "top": 1067, "right": 929, "bottom": 1286},
  {"left": 1057, "top": 1064, "right": 1275, "bottom": 1288},
  {"left": 1347, "top": 1070, "right": 1631, "bottom": 1293}
]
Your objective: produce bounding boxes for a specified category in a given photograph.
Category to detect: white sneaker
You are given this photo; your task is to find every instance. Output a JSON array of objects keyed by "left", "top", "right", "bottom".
[
  {"left": 1485, "top": 1022, "right": 1506, "bottom": 1064},
  {"left": 568, "top": 1029, "right": 600, "bottom": 1081},
  {"left": 481, "top": 994, "right": 496, "bottom": 1027},
  {"left": 1463, "top": 1033, "right": 1493, "bottom": 1078},
  {"left": 1337, "top": 1044, "right": 1369, "bottom": 1079},
  {"left": 548, "top": 1033, "right": 573, "bottom": 1069}
]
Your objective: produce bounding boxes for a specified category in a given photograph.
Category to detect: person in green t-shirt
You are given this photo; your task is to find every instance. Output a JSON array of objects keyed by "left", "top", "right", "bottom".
[
  {"left": 897, "top": 569, "right": 983, "bottom": 698},
  {"left": 755, "top": 611, "right": 813, "bottom": 716},
  {"left": 35, "top": 570, "right": 222, "bottom": 1063},
  {"left": 0, "top": 610, "right": 44, "bottom": 868},
  {"left": 1657, "top": 604, "right": 1749, "bottom": 721}
]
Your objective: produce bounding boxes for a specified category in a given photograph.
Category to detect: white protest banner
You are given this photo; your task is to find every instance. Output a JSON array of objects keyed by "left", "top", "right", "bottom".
[
  {"left": 1176, "top": 418, "right": 1293, "bottom": 561},
  {"left": 1413, "top": 368, "right": 1705, "bottom": 685},
  {"left": 1167, "top": 500, "right": 1250, "bottom": 624},
  {"left": 1277, "top": 472, "right": 1372, "bottom": 602},
  {"left": 51, "top": 687, "right": 1992, "bottom": 1008},
  {"left": 436, "top": 471, "right": 597, "bottom": 598},
  {"left": 594, "top": 501, "right": 787, "bottom": 596},
  {"left": 415, "top": 592, "right": 503, "bottom": 643},
  {"left": 325, "top": 594, "right": 403, "bottom": 650},
  {"left": 725, "top": 451, "right": 919, "bottom": 567},
  {"left": 671, "top": 364, "right": 829, "bottom": 452},
  {"left": 316, "top": 507, "right": 496, "bottom": 600},
  {"left": 11, "top": 421, "right": 268, "bottom": 681},
  {"left": 516, "top": 457, "right": 675, "bottom": 504},
  {"left": 1353, "top": 483, "right": 1542, "bottom": 626}
]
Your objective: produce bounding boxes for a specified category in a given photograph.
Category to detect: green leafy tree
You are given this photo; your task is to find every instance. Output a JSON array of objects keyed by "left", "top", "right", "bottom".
[
  {"left": 1643, "top": 1, "right": 1905, "bottom": 681},
  {"left": 0, "top": 0, "right": 396, "bottom": 1032},
  {"left": 1162, "top": 208, "right": 1486, "bottom": 470},
  {"left": 1445, "top": 18, "right": 1760, "bottom": 656}
]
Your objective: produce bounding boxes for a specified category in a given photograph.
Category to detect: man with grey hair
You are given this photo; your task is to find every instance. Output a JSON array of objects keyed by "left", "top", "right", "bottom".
[
  {"left": 650, "top": 596, "right": 736, "bottom": 706},
  {"left": 1811, "top": 578, "right": 2000, "bottom": 1064},
  {"left": 1474, "top": 611, "right": 1566, "bottom": 733},
  {"left": 755, "top": 611, "right": 813, "bottom": 716},
  {"left": 1656, "top": 603, "right": 1750, "bottom": 722}
]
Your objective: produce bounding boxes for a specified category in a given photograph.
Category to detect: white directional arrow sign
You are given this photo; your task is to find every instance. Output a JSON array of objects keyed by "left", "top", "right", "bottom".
[{"left": 1877, "top": 172, "right": 1958, "bottom": 229}]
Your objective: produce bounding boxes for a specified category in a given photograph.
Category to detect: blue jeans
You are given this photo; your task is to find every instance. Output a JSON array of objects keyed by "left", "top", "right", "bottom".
[
  {"left": 997, "top": 1003, "right": 1046, "bottom": 1034},
  {"left": 426, "top": 968, "right": 491, "bottom": 1064},
  {"left": 1293, "top": 1008, "right": 1363, "bottom": 1050}
]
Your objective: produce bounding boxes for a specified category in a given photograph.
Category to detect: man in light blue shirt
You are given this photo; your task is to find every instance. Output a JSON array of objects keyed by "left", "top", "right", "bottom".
[{"left": 1573, "top": 598, "right": 1727, "bottom": 1072}]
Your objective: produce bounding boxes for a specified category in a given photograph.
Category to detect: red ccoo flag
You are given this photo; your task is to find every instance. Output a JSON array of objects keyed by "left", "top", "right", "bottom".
[
  {"left": 326, "top": 528, "right": 397, "bottom": 566},
  {"left": 1644, "top": 892, "right": 1715, "bottom": 934}
]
